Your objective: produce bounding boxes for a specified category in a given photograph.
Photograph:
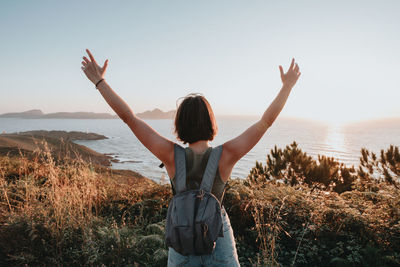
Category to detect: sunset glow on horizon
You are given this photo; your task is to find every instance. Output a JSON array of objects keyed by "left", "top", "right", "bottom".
[{"left": 1, "top": 1, "right": 399, "bottom": 126}]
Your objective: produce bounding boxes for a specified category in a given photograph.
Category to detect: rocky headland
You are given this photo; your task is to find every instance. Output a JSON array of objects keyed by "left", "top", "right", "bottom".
[{"left": 0, "top": 130, "right": 110, "bottom": 165}]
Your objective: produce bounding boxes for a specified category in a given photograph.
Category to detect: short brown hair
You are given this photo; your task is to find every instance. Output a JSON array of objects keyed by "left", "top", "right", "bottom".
[{"left": 174, "top": 94, "right": 218, "bottom": 144}]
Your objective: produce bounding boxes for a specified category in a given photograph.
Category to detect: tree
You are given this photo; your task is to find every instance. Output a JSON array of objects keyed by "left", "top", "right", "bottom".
[
  {"left": 248, "top": 142, "right": 357, "bottom": 193},
  {"left": 358, "top": 145, "right": 400, "bottom": 189}
]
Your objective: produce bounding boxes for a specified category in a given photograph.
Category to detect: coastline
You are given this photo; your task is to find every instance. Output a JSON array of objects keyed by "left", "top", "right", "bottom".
[{"left": 0, "top": 130, "right": 156, "bottom": 187}]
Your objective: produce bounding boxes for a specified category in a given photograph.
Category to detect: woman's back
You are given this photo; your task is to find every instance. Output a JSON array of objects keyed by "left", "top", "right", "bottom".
[{"left": 170, "top": 146, "right": 227, "bottom": 203}]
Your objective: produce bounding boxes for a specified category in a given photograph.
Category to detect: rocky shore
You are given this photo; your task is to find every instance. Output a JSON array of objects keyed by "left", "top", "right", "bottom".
[
  {"left": 0, "top": 130, "right": 156, "bottom": 188},
  {"left": 0, "top": 130, "right": 109, "bottom": 165}
]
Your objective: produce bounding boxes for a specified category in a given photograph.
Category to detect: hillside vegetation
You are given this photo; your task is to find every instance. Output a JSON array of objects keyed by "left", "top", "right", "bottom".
[
  {"left": 0, "top": 131, "right": 111, "bottom": 166},
  {"left": 0, "top": 141, "right": 399, "bottom": 266}
]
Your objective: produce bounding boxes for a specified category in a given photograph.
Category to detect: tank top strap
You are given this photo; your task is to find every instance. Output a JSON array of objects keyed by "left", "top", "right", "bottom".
[{"left": 200, "top": 145, "right": 223, "bottom": 192}]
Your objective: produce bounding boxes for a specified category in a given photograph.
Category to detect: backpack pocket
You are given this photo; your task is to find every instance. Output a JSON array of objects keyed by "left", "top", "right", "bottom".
[
  {"left": 168, "top": 225, "right": 194, "bottom": 255},
  {"left": 194, "top": 222, "right": 216, "bottom": 255}
]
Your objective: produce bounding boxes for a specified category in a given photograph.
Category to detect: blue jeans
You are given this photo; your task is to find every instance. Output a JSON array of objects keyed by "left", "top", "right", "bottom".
[{"left": 167, "top": 206, "right": 240, "bottom": 267}]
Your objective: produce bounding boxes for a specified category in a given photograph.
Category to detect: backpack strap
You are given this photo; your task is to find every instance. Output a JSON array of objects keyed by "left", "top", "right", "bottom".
[
  {"left": 199, "top": 145, "right": 223, "bottom": 193},
  {"left": 174, "top": 143, "right": 187, "bottom": 194}
]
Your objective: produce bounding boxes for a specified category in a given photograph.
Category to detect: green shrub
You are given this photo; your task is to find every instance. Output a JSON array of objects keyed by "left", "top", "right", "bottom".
[{"left": 0, "top": 142, "right": 399, "bottom": 266}]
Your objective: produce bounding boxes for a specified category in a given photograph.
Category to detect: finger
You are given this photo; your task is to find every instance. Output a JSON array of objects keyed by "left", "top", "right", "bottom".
[
  {"left": 102, "top": 59, "right": 109, "bottom": 71},
  {"left": 81, "top": 61, "right": 87, "bottom": 66},
  {"left": 83, "top": 56, "right": 90, "bottom": 64},
  {"left": 289, "top": 58, "right": 295, "bottom": 70},
  {"left": 279, "top": 65, "right": 284, "bottom": 77},
  {"left": 86, "top": 49, "right": 96, "bottom": 63},
  {"left": 81, "top": 66, "right": 85, "bottom": 71},
  {"left": 294, "top": 63, "right": 299, "bottom": 72}
]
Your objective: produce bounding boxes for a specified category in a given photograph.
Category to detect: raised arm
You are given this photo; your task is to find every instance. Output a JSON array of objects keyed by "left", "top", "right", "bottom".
[
  {"left": 219, "top": 59, "right": 301, "bottom": 179},
  {"left": 81, "top": 49, "right": 174, "bottom": 167}
]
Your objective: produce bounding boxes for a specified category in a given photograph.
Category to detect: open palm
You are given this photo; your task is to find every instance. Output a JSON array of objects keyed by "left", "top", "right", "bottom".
[
  {"left": 279, "top": 58, "right": 301, "bottom": 88},
  {"left": 81, "top": 49, "right": 109, "bottom": 85}
]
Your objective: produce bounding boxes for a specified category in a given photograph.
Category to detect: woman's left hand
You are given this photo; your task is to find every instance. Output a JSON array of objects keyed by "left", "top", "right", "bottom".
[{"left": 81, "top": 49, "right": 109, "bottom": 85}]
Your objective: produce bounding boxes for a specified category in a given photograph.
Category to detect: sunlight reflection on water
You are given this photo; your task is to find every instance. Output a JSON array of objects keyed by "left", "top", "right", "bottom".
[
  {"left": 322, "top": 123, "right": 350, "bottom": 163},
  {"left": 1, "top": 117, "right": 399, "bottom": 182}
]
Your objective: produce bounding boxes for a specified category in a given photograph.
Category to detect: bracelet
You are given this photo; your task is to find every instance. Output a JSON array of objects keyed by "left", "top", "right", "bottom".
[{"left": 95, "top": 79, "right": 105, "bottom": 88}]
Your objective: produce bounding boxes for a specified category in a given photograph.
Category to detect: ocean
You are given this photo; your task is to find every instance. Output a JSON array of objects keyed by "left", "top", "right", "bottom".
[{"left": 1, "top": 117, "right": 399, "bottom": 183}]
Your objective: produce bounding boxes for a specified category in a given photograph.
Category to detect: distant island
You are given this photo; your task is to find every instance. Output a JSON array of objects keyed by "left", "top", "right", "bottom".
[
  {"left": 136, "top": 108, "right": 175, "bottom": 119},
  {"left": 0, "top": 109, "right": 176, "bottom": 120},
  {"left": 0, "top": 109, "right": 118, "bottom": 119}
]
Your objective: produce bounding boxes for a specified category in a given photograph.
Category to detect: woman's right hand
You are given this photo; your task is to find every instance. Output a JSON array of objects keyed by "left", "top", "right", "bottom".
[
  {"left": 279, "top": 58, "right": 301, "bottom": 88},
  {"left": 81, "top": 49, "right": 109, "bottom": 85}
]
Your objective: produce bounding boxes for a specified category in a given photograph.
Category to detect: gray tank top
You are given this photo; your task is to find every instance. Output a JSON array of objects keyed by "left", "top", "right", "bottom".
[{"left": 171, "top": 146, "right": 227, "bottom": 203}]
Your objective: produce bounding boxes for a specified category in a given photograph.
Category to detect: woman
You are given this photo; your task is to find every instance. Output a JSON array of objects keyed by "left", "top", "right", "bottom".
[{"left": 81, "top": 49, "right": 300, "bottom": 266}]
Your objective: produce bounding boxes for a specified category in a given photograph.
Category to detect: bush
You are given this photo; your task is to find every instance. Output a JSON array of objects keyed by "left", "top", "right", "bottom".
[{"left": 0, "top": 141, "right": 399, "bottom": 266}]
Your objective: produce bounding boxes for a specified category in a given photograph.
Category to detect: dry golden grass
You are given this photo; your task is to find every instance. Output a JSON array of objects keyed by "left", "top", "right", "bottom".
[
  {"left": 0, "top": 140, "right": 399, "bottom": 266},
  {"left": 0, "top": 140, "right": 153, "bottom": 234}
]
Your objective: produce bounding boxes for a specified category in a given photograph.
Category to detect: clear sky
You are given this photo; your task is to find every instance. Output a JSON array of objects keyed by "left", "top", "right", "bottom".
[{"left": 1, "top": 0, "right": 399, "bottom": 124}]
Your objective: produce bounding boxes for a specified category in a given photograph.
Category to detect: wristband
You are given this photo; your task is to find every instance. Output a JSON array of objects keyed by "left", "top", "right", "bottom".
[{"left": 95, "top": 79, "right": 104, "bottom": 88}]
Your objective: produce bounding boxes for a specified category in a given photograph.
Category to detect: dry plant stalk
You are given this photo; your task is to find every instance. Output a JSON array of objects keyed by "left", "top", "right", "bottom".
[
  {"left": 0, "top": 139, "right": 108, "bottom": 237},
  {"left": 248, "top": 184, "right": 287, "bottom": 267}
]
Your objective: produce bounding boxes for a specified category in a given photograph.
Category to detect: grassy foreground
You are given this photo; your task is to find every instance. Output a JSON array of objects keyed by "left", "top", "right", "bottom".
[{"left": 0, "top": 141, "right": 399, "bottom": 266}]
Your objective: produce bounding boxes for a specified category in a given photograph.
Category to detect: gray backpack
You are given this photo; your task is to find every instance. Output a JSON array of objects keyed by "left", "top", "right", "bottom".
[{"left": 165, "top": 144, "right": 224, "bottom": 255}]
